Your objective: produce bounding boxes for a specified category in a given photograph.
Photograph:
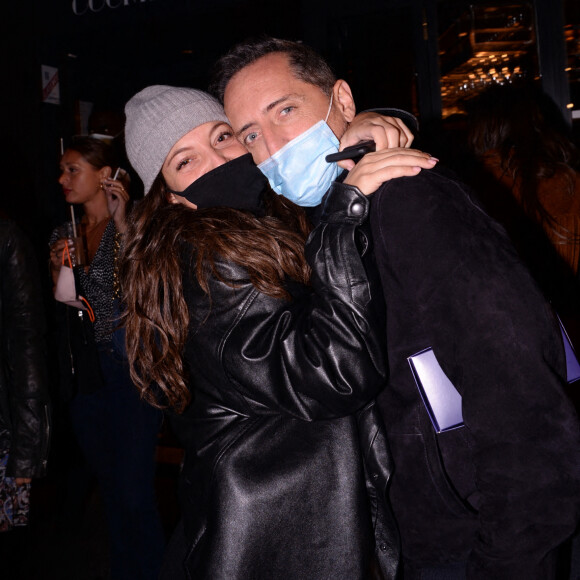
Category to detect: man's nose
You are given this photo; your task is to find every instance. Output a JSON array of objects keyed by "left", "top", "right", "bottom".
[{"left": 262, "top": 128, "right": 288, "bottom": 159}]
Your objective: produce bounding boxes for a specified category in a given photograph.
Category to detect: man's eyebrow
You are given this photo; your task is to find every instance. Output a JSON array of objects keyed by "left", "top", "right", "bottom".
[
  {"left": 265, "top": 94, "right": 295, "bottom": 113},
  {"left": 235, "top": 94, "right": 303, "bottom": 138},
  {"left": 236, "top": 122, "right": 254, "bottom": 140}
]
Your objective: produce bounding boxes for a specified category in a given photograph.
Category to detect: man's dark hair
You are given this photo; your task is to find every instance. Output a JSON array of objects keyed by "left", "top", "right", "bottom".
[{"left": 209, "top": 36, "right": 336, "bottom": 103}]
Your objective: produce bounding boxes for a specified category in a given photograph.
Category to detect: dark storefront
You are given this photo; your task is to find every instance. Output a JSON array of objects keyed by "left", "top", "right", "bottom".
[
  {"left": 2, "top": 2, "right": 580, "bottom": 577},
  {"left": 4, "top": 0, "right": 578, "bottom": 252}
]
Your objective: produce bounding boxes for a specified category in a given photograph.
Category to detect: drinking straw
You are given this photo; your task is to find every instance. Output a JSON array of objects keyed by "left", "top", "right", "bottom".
[{"left": 70, "top": 205, "right": 77, "bottom": 238}]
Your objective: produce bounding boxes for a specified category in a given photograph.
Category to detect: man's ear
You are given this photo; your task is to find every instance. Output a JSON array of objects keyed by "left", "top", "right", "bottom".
[{"left": 332, "top": 79, "right": 356, "bottom": 123}]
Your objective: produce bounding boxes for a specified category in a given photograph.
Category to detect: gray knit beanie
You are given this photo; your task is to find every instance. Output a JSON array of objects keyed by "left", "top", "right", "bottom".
[{"left": 124, "top": 85, "right": 229, "bottom": 194}]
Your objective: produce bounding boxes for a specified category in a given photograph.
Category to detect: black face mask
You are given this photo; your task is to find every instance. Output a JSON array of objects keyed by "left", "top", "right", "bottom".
[{"left": 170, "top": 153, "right": 268, "bottom": 214}]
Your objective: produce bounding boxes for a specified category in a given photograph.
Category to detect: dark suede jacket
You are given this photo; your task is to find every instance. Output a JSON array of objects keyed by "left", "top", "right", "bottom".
[
  {"left": 368, "top": 167, "right": 580, "bottom": 579},
  {"left": 0, "top": 220, "right": 50, "bottom": 478},
  {"left": 170, "top": 184, "right": 399, "bottom": 580}
]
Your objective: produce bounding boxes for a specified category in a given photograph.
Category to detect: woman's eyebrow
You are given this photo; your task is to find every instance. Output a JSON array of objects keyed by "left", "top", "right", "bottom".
[{"left": 165, "top": 146, "right": 193, "bottom": 166}]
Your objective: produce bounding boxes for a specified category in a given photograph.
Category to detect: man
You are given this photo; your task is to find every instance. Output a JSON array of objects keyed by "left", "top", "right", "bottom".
[{"left": 211, "top": 38, "right": 580, "bottom": 579}]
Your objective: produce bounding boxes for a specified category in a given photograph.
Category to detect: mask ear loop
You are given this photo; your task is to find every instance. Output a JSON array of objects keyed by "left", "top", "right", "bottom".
[{"left": 324, "top": 93, "right": 334, "bottom": 124}]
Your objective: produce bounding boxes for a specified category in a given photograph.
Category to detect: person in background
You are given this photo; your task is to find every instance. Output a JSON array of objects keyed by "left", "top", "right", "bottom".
[
  {"left": 212, "top": 36, "right": 580, "bottom": 580},
  {"left": 0, "top": 217, "right": 51, "bottom": 575},
  {"left": 120, "top": 84, "right": 435, "bottom": 580},
  {"left": 48, "top": 136, "right": 164, "bottom": 580},
  {"left": 466, "top": 82, "right": 580, "bottom": 353}
]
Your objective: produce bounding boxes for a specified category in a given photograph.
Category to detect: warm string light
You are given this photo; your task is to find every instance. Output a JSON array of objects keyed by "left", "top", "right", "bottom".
[
  {"left": 438, "top": 4, "right": 538, "bottom": 118},
  {"left": 440, "top": 52, "right": 528, "bottom": 116}
]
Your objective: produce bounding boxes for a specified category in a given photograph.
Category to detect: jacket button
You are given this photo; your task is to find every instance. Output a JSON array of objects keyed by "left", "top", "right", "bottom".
[
  {"left": 379, "top": 542, "right": 388, "bottom": 551},
  {"left": 351, "top": 202, "right": 364, "bottom": 215}
]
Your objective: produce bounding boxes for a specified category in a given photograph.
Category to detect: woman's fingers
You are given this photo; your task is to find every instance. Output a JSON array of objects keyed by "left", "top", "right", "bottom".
[
  {"left": 50, "top": 239, "right": 68, "bottom": 268},
  {"left": 338, "top": 147, "right": 433, "bottom": 171},
  {"left": 343, "top": 148, "right": 438, "bottom": 195},
  {"left": 103, "top": 179, "right": 129, "bottom": 233},
  {"left": 340, "top": 113, "right": 415, "bottom": 152},
  {"left": 102, "top": 179, "right": 130, "bottom": 202}
]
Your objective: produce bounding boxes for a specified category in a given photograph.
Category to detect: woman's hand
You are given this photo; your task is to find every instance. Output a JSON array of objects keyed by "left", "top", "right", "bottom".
[
  {"left": 343, "top": 148, "right": 438, "bottom": 196},
  {"left": 49, "top": 238, "right": 67, "bottom": 270},
  {"left": 339, "top": 112, "right": 415, "bottom": 170},
  {"left": 49, "top": 238, "right": 70, "bottom": 286},
  {"left": 103, "top": 176, "right": 130, "bottom": 234},
  {"left": 14, "top": 477, "right": 31, "bottom": 486}
]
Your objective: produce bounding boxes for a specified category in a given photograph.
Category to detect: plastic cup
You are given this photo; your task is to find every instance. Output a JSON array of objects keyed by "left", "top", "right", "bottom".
[{"left": 57, "top": 222, "right": 87, "bottom": 266}]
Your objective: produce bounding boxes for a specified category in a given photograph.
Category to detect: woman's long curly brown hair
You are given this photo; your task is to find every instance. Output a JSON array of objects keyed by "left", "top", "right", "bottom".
[
  {"left": 120, "top": 174, "right": 312, "bottom": 412},
  {"left": 467, "top": 82, "right": 580, "bottom": 241}
]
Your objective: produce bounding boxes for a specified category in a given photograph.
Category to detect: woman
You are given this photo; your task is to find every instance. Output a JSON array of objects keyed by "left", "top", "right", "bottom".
[
  {"left": 467, "top": 82, "right": 580, "bottom": 275},
  {"left": 466, "top": 82, "right": 580, "bottom": 357},
  {"left": 121, "top": 85, "right": 435, "bottom": 579},
  {"left": 49, "top": 136, "right": 164, "bottom": 580}
]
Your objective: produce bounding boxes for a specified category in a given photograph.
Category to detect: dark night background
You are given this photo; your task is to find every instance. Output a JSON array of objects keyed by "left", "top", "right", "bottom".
[
  {"left": 3, "top": 0, "right": 422, "bottom": 250},
  {"left": 2, "top": 5, "right": 429, "bottom": 574},
  {"left": 3, "top": 1, "right": 577, "bottom": 394},
  {"left": 1, "top": 2, "right": 579, "bottom": 577},
  {"left": 3, "top": 0, "right": 576, "bottom": 253}
]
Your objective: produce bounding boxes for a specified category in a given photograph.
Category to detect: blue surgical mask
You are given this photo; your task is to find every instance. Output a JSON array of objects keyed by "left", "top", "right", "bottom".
[{"left": 257, "top": 97, "right": 341, "bottom": 207}]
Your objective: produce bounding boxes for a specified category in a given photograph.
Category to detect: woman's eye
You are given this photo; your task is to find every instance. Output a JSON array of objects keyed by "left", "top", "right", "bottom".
[
  {"left": 176, "top": 158, "right": 191, "bottom": 171},
  {"left": 216, "top": 131, "right": 232, "bottom": 144}
]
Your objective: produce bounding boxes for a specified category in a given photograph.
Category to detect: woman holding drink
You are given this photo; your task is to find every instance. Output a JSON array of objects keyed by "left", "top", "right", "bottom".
[{"left": 49, "top": 136, "right": 164, "bottom": 580}]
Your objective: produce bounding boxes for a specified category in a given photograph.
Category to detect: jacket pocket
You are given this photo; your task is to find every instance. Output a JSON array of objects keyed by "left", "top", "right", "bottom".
[{"left": 389, "top": 430, "right": 474, "bottom": 519}]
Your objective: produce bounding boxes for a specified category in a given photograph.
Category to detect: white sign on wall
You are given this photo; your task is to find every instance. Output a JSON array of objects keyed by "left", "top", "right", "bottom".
[
  {"left": 41, "top": 65, "right": 60, "bottom": 105},
  {"left": 72, "top": 0, "right": 155, "bottom": 16}
]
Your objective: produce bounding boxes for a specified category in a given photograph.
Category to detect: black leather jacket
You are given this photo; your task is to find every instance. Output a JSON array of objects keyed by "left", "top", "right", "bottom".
[
  {"left": 0, "top": 220, "right": 50, "bottom": 478},
  {"left": 170, "top": 184, "right": 399, "bottom": 579}
]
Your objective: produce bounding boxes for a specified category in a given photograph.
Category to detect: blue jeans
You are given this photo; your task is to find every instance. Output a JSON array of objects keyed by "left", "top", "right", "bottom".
[{"left": 70, "top": 343, "right": 164, "bottom": 580}]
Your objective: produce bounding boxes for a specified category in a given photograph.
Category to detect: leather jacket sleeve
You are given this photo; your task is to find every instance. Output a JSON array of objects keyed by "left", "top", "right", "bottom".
[
  {"left": 1, "top": 221, "right": 51, "bottom": 478},
  {"left": 191, "top": 183, "right": 388, "bottom": 420}
]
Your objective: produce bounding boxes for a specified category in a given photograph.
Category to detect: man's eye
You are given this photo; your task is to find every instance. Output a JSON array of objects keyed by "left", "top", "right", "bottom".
[
  {"left": 280, "top": 106, "right": 294, "bottom": 116},
  {"left": 244, "top": 132, "right": 258, "bottom": 146}
]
